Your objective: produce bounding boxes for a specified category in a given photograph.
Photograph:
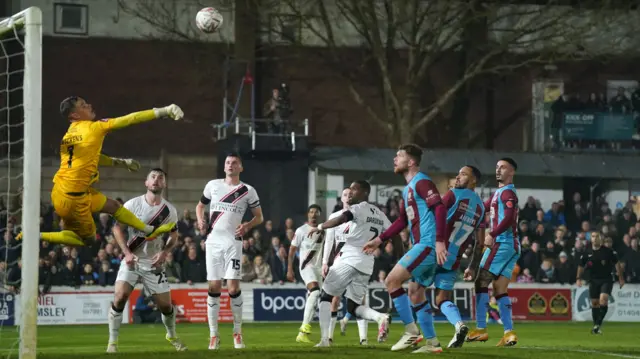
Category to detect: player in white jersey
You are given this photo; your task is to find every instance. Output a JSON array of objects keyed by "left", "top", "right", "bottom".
[
  {"left": 287, "top": 204, "right": 323, "bottom": 343},
  {"left": 195, "top": 153, "right": 263, "bottom": 350},
  {"left": 322, "top": 188, "right": 370, "bottom": 344},
  {"left": 107, "top": 168, "right": 185, "bottom": 353},
  {"left": 323, "top": 188, "right": 351, "bottom": 342},
  {"left": 308, "top": 180, "right": 392, "bottom": 347}
]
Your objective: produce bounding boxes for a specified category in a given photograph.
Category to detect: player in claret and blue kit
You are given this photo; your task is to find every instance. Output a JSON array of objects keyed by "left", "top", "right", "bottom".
[
  {"left": 363, "top": 144, "right": 447, "bottom": 353},
  {"left": 435, "top": 165, "right": 486, "bottom": 349},
  {"left": 465, "top": 158, "right": 520, "bottom": 347}
]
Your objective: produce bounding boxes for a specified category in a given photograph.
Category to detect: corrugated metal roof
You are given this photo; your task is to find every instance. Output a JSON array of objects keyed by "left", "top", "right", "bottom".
[{"left": 311, "top": 147, "right": 640, "bottom": 179}]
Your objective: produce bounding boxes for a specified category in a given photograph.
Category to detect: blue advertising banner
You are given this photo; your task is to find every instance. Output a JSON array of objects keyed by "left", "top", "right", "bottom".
[
  {"left": 562, "top": 112, "right": 636, "bottom": 140},
  {"left": 253, "top": 289, "right": 347, "bottom": 322},
  {"left": 0, "top": 292, "right": 16, "bottom": 326}
]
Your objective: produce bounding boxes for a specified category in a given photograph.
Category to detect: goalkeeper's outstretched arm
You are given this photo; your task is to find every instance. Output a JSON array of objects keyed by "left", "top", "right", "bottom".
[
  {"left": 99, "top": 154, "right": 141, "bottom": 172},
  {"left": 109, "top": 104, "right": 184, "bottom": 130}
]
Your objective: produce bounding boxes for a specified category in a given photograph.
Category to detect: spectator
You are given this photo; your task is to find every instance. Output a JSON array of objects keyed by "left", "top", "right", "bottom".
[
  {"left": 80, "top": 263, "right": 98, "bottom": 285},
  {"left": 242, "top": 239, "right": 258, "bottom": 261},
  {"left": 536, "top": 259, "right": 557, "bottom": 283},
  {"left": 622, "top": 239, "right": 640, "bottom": 283},
  {"left": 98, "top": 260, "right": 117, "bottom": 286},
  {"left": 164, "top": 252, "right": 181, "bottom": 283},
  {"left": 555, "top": 252, "right": 574, "bottom": 284},
  {"left": 177, "top": 209, "right": 196, "bottom": 238},
  {"left": 61, "top": 259, "right": 79, "bottom": 287},
  {"left": 544, "top": 202, "right": 566, "bottom": 229},
  {"left": 182, "top": 246, "right": 206, "bottom": 284},
  {"left": 241, "top": 254, "right": 256, "bottom": 282},
  {"left": 253, "top": 255, "right": 272, "bottom": 284},
  {"left": 517, "top": 268, "right": 534, "bottom": 283},
  {"left": 270, "top": 246, "right": 288, "bottom": 283}
]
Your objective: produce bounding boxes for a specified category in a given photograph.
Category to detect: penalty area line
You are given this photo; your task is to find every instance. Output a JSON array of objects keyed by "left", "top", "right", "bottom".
[{"left": 519, "top": 346, "right": 640, "bottom": 359}]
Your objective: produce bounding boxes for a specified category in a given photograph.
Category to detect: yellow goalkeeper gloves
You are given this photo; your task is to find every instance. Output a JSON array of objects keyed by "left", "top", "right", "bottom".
[
  {"left": 154, "top": 104, "right": 184, "bottom": 121},
  {"left": 112, "top": 158, "right": 141, "bottom": 172}
]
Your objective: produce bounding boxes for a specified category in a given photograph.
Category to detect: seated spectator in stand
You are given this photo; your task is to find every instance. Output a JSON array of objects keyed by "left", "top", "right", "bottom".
[
  {"left": 164, "top": 252, "right": 181, "bottom": 283},
  {"left": 253, "top": 255, "right": 272, "bottom": 284},
  {"left": 80, "top": 263, "right": 98, "bottom": 286},
  {"left": 544, "top": 202, "right": 566, "bottom": 229},
  {"left": 133, "top": 290, "right": 161, "bottom": 324},
  {"left": 517, "top": 268, "right": 534, "bottom": 283},
  {"left": 181, "top": 246, "right": 206, "bottom": 284},
  {"left": 98, "top": 260, "right": 117, "bottom": 286},
  {"left": 555, "top": 252, "right": 575, "bottom": 284},
  {"left": 536, "top": 259, "right": 557, "bottom": 283},
  {"left": 241, "top": 254, "right": 256, "bottom": 282}
]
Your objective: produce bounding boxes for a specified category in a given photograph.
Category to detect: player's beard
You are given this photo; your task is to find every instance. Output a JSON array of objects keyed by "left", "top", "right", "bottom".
[{"left": 148, "top": 187, "right": 163, "bottom": 195}]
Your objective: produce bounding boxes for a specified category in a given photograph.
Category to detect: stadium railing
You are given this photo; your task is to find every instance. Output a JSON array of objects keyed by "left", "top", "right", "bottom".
[{"left": 2, "top": 282, "right": 638, "bottom": 325}]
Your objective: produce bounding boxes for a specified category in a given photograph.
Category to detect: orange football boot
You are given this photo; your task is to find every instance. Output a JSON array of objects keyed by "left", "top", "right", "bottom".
[
  {"left": 496, "top": 330, "right": 518, "bottom": 347},
  {"left": 466, "top": 328, "right": 489, "bottom": 342}
]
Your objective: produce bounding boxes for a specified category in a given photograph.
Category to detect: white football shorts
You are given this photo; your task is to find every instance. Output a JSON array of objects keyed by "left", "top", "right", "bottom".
[
  {"left": 322, "top": 260, "right": 369, "bottom": 304},
  {"left": 116, "top": 263, "right": 170, "bottom": 295},
  {"left": 206, "top": 235, "right": 242, "bottom": 281},
  {"left": 300, "top": 265, "right": 322, "bottom": 286}
]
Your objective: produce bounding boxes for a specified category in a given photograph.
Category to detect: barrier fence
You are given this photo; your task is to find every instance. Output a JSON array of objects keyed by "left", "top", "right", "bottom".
[{"left": 2, "top": 283, "right": 638, "bottom": 325}]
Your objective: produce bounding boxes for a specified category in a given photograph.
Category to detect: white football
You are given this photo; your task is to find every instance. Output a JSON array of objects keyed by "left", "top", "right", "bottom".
[{"left": 196, "top": 7, "right": 223, "bottom": 33}]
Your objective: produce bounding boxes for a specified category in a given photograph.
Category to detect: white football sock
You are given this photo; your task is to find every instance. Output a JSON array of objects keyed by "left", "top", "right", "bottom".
[
  {"left": 357, "top": 318, "right": 368, "bottom": 341},
  {"left": 108, "top": 305, "right": 123, "bottom": 343},
  {"left": 303, "top": 289, "right": 320, "bottom": 326},
  {"left": 161, "top": 305, "right": 177, "bottom": 338},
  {"left": 329, "top": 312, "right": 338, "bottom": 339},
  {"left": 355, "top": 305, "right": 384, "bottom": 322},
  {"left": 207, "top": 293, "right": 220, "bottom": 337},
  {"left": 319, "top": 300, "right": 332, "bottom": 340},
  {"left": 231, "top": 292, "right": 243, "bottom": 334}
]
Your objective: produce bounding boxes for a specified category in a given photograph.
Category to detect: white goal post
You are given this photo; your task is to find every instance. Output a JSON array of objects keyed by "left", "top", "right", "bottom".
[{"left": 0, "top": 6, "right": 42, "bottom": 359}]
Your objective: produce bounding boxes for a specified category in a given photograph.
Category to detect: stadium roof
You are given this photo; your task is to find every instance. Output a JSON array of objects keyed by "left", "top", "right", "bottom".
[{"left": 311, "top": 147, "right": 640, "bottom": 179}]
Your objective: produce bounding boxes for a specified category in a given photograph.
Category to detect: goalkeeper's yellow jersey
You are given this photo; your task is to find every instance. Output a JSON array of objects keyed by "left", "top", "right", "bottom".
[{"left": 53, "top": 118, "right": 115, "bottom": 193}]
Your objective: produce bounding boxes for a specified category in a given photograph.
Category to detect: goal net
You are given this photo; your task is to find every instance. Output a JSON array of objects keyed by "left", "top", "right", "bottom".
[{"left": 0, "top": 7, "right": 42, "bottom": 359}]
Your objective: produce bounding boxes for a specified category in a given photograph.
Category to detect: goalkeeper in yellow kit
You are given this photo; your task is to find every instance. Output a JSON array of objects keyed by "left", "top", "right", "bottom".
[{"left": 19, "top": 97, "right": 183, "bottom": 246}]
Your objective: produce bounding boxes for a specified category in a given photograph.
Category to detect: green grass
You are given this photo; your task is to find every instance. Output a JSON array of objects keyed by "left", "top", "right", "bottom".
[{"left": 1, "top": 322, "right": 639, "bottom": 359}]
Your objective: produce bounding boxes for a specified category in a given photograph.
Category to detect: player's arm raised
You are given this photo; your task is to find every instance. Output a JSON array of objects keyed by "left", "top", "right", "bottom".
[
  {"left": 98, "top": 154, "right": 141, "bottom": 172},
  {"left": 308, "top": 208, "right": 355, "bottom": 237},
  {"left": 110, "top": 105, "right": 184, "bottom": 130}
]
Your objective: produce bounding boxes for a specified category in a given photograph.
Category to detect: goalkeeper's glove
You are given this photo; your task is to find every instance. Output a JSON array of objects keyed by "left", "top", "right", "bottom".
[
  {"left": 154, "top": 104, "right": 184, "bottom": 121},
  {"left": 112, "top": 158, "right": 141, "bottom": 172}
]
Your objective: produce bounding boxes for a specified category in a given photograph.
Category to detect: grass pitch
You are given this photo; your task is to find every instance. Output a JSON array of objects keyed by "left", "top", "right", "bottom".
[{"left": 1, "top": 322, "right": 639, "bottom": 358}]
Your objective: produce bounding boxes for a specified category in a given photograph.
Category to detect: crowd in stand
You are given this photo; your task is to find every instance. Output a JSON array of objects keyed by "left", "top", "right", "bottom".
[
  {"left": 550, "top": 87, "right": 640, "bottom": 150},
  {"left": 1, "top": 191, "right": 639, "bottom": 292}
]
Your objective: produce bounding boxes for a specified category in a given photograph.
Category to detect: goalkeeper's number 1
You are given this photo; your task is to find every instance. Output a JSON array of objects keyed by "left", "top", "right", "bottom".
[{"left": 67, "top": 145, "right": 75, "bottom": 168}]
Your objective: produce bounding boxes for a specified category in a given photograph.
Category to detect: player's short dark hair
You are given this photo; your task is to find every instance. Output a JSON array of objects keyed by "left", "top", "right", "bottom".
[
  {"left": 500, "top": 157, "right": 518, "bottom": 171},
  {"left": 466, "top": 165, "right": 482, "bottom": 182},
  {"left": 149, "top": 168, "right": 167, "bottom": 177},
  {"left": 308, "top": 204, "right": 322, "bottom": 213},
  {"left": 226, "top": 152, "right": 243, "bottom": 163},
  {"left": 60, "top": 96, "right": 80, "bottom": 119},
  {"left": 398, "top": 143, "right": 423, "bottom": 165},
  {"left": 353, "top": 180, "right": 371, "bottom": 195}
]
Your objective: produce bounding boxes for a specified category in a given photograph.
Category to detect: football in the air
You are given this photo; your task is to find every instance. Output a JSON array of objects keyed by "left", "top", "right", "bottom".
[{"left": 196, "top": 7, "right": 223, "bottom": 33}]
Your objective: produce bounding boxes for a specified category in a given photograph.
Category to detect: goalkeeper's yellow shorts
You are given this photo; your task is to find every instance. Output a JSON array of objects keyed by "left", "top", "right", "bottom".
[{"left": 51, "top": 186, "right": 107, "bottom": 239}]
